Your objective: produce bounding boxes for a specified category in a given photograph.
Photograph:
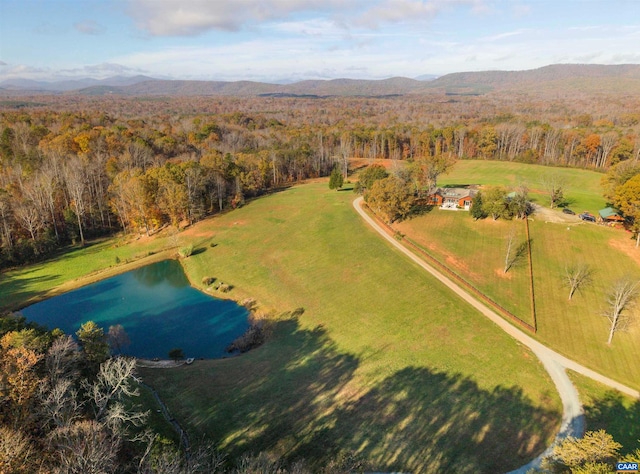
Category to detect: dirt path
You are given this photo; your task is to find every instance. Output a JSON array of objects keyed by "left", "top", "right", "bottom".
[
  {"left": 352, "top": 197, "right": 638, "bottom": 473},
  {"left": 530, "top": 203, "right": 583, "bottom": 224}
]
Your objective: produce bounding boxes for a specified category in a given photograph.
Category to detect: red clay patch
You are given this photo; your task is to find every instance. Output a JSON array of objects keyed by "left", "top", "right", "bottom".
[
  {"left": 495, "top": 268, "right": 513, "bottom": 279},
  {"left": 608, "top": 237, "right": 640, "bottom": 266}
]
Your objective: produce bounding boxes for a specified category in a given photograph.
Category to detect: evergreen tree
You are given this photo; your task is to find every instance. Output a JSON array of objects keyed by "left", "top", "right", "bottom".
[
  {"left": 329, "top": 166, "right": 344, "bottom": 190},
  {"left": 470, "top": 191, "right": 487, "bottom": 220},
  {"left": 76, "top": 321, "right": 109, "bottom": 372}
]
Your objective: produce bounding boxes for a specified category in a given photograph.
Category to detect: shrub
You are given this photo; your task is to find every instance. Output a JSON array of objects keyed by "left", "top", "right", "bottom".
[
  {"left": 168, "top": 348, "right": 184, "bottom": 361},
  {"left": 202, "top": 276, "right": 216, "bottom": 286},
  {"left": 217, "top": 283, "right": 231, "bottom": 293},
  {"left": 226, "top": 313, "right": 271, "bottom": 353},
  {"left": 241, "top": 298, "right": 257, "bottom": 310},
  {"left": 178, "top": 245, "right": 193, "bottom": 258}
]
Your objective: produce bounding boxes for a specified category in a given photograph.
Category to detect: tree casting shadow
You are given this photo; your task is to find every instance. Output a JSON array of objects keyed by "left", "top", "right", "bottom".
[
  {"left": 142, "top": 317, "right": 560, "bottom": 473},
  {"left": 583, "top": 390, "right": 640, "bottom": 454}
]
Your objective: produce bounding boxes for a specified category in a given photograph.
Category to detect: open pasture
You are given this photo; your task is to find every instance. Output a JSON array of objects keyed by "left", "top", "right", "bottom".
[
  {"left": 397, "top": 160, "right": 640, "bottom": 389},
  {"left": 135, "top": 183, "right": 561, "bottom": 472}
]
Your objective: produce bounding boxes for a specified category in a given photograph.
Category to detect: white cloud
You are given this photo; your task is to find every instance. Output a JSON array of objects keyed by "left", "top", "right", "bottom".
[
  {"left": 74, "top": 20, "right": 106, "bottom": 35},
  {"left": 60, "top": 63, "right": 143, "bottom": 78},
  {"left": 125, "top": 0, "right": 491, "bottom": 37},
  {"left": 271, "top": 18, "right": 345, "bottom": 37},
  {"left": 127, "top": 0, "right": 351, "bottom": 36},
  {"left": 511, "top": 3, "right": 532, "bottom": 18},
  {"left": 355, "top": 0, "right": 487, "bottom": 28},
  {"left": 480, "top": 29, "right": 530, "bottom": 43},
  {"left": 0, "top": 64, "right": 52, "bottom": 81}
]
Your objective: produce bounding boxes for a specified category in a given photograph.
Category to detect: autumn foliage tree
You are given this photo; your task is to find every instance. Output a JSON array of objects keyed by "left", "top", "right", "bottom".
[
  {"left": 542, "top": 430, "right": 621, "bottom": 473},
  {"left": 614, "top": 174, "right": 640, "bottom": 247},
  {"left": 2, "top": 93, "right": 640, "bottom": 269},
  {"left": 365, "top": 176, "right": 415, "bottom": 223}
]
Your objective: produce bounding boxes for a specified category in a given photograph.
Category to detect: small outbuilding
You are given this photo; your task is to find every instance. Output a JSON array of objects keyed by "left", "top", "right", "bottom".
[{"left": 598, "top": 207, "right": 625, "bottom": 223}]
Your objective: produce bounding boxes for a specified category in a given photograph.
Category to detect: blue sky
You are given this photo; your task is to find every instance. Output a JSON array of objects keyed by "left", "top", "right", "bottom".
[{"left": 1, "top": 0, "right": 640, "bottom": 83}]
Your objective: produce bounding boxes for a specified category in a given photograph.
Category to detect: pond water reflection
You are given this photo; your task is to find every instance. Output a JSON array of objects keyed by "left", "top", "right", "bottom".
[{"left": 21, "top": 260, "right": 249, "bottom": 359}]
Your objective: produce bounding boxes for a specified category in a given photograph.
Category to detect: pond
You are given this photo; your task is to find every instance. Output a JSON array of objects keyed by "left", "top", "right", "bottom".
[{"left": 20, "top": 260, "right": 250, "bottom": 359}]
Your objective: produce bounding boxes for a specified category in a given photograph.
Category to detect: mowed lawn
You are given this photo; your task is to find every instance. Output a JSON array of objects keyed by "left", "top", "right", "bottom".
[
  {"left": 133, "top": 183, "right": 562, "bottom": 472},
  {"left": 398, "top": 160, "right": 640, "bottom": 389},
  {"left": 530, "top": 221, "right": 640, "bottom": 385},
  {"left": 396, "top": 212, "right": 534, "bottom": 326},
  {"left": 569, "top": 371, "right": 640, "bottom": 454},
  {"left": 439, "top": 160, "right": 606, "bottom": 213},
  {"left": 1, "top": 181, "right": 561, "bottom": 471}
]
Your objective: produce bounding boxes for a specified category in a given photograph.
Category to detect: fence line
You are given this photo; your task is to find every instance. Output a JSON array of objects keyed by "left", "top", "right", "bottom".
[
  {"left": 364, "top": 204, "right": 536, "bottom": 333},
  {"left": 524, "top": 217, "right": 538, "bottom": 332}
]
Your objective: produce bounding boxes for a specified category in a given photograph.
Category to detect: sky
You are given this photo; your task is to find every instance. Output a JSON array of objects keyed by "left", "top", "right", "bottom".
[{"left": 1, "top": 0, "right": 640, "bottom": 83}]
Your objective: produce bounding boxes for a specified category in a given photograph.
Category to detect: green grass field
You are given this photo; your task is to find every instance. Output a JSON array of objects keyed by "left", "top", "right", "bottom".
[
  {"left": 439, "top": 160, "right": 606, "bottom": 213},
  {"left": 569, "top": 371, "right": 640, "bottom": 454},
  {"left": 396, "top": 211, "right": 534, "bottom": 325},
  {"left": 138, "top": 183, "right": 560, "bottom": 471},
  {"left": 0, "top": 181, "right": 565, "bottom": 472},
  {"left": 397, "top": 160, "right": 640, "bottom": 389}
]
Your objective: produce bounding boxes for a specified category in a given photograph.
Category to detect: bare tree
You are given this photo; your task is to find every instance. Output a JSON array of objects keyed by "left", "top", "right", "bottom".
[
  {"left": 504, "top": 227, "right": 528, "bottom": 274},
  {"left": 45, "top": 335, "right": 80, "bottom": 386},
  {"left": 49, "top": 420, "right": 120, "bottom": 474},
  {"left": 107, "top": 325, "right": 131, "bottom": 355},
  {"left": 564, "top": 263, "right": 594, "bottom": 300},
  {"left": 0, "top": 426, "right": 33, "bottom": 474},
  {"left": 40, "top": 379, "right": 82, "bottom": 429},
  {"left": 36, "top": 165, "right": 61, "bottom": 241},
  {"left": 597, "top": 132, "right": 618, "bottom": 168},
  {"left": 12, "top": 199, "right": 44, "bottom": 241},
  {"left": 0, "top": 190, "right": 13, "bottom": 249},
  {"left": 541, "top": 173, "right": 567, "bottom": 209},
  {"left": 63, "top": 157, "right": 89, "bottom": 246},
  {"left": 603, "top": 278, "right": 640, "bottom": 345},
  {"left": 82, "top": 356, "right": 147, "bottom": 434}
]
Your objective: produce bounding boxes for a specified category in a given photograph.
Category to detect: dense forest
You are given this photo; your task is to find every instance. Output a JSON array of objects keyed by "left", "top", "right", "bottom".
[{"left": 1, "top": 91, "right": 640, "bottom": 268}]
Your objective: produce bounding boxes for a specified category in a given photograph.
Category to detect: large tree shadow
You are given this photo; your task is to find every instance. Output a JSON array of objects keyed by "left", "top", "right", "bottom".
[
  {"left": 583, "top": 390, "right": 640, "bottom": 453},
  {"left": 141, "top": 316, "right": 359, "bottom": 464},
  {"left": 142, "top": 317, "right": 560, "bottom": 472},
  {"left": 289, "top": 367, "right": 559, "bottom": 473},
  {"left": 0, "top": 270, "right": 61, "bottom": 311}
]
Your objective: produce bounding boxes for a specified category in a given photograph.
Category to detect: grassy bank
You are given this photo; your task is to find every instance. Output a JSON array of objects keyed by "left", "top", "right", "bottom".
[{"left": 0, "top": 236, "right": 174, "bottom": 312}]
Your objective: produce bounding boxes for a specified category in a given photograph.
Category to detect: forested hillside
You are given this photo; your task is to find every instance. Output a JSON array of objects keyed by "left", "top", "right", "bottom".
[{"left": 1, "top": 85, "right": 640, "bottom": 267}]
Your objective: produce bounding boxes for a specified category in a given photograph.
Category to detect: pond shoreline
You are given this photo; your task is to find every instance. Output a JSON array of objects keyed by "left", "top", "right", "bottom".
[
  {"left": 18, "top": 258, "right": 251, "bottom": 360},
  {"left": 4, "top": 248, "right": 178, "bottom": 314},
  {"left": 136, "top": 358, "right": 189, "bottom": 368}
]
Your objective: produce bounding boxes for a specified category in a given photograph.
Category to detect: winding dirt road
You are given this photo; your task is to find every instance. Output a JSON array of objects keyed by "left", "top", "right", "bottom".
[{"left": 352, "top": 197, "right": 638, "bottom": 472}]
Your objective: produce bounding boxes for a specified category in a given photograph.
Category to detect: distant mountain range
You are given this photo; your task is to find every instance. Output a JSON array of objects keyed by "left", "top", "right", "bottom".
[
  {"left": 0, "top": 75, "right": 156, "bottom": 92},
  {"left": 3, "top": 64, "right": 640, "bottom": 97}
]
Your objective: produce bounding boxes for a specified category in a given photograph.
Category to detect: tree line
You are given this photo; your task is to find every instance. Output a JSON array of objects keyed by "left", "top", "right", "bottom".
[{"left": 2, "top": 95, "right": 640, "bottom": 267}]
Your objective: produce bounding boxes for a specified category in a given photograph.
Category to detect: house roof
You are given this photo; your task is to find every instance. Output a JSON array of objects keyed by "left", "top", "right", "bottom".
[
  {"left": 598, "top": 207, "right": 625, "bottom": 221},
  {"left": 434, "top": 187, "right": 477, "bottom": 199}
]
